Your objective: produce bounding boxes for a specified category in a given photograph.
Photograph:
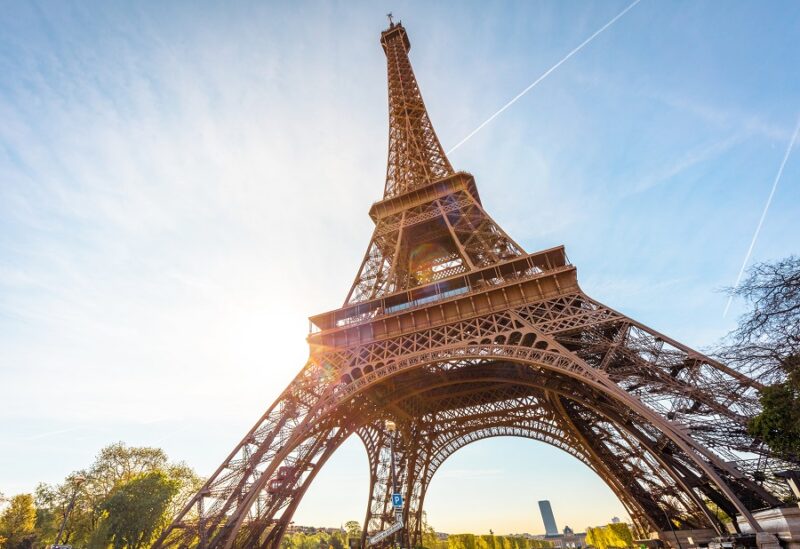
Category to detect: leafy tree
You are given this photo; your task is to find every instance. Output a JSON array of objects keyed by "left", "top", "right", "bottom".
[
  {"left": 344, "top": 520, "right": 361, "bottom": 543},
  {"left": 715, "top": 256, "right": 800, "bottom": 459},
  {"left": 420, "top": 511, "right": 441, "bottom": 549},
  {"left": 102, "top": 471, "right": 180, "bottom": 549},
  {"left": 586, "top": 523, "right": 633, "bottom": 549},
  {"left": 0, "top": 494, "right": 36, "bottom": 549},
  {"left": 280, "top": 531, "right": 348, "bottom": 549},
  {"left": 328, "top": 530, "right": 346, "bottom": 549},
  {"left": 33, "top": 443, "right": 201, "bottom": 549},
  {"left": 443, "top": 534, "right": 551, "bottom": 549},
  {"left": 477, "top": 535, "right": 495, "bottom": 549},
  {"left": 86, "top": 443, "right": 201, "bottom": 520},
  {"left": 34, "top": 478, "right": 94, "bottom": 547},
  {"left": 747, "top": 366, "right": 800, "bottom": 460},
  {"left": 448, "top": 533, "right": 475, "bottom": 549},
  {"left": 608, "top": 523, "right": 633, "bottom": 548}
]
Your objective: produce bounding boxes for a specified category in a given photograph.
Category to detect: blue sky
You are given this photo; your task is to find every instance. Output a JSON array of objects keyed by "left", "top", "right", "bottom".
[{"left": 1, "top": 0, "right": 799, "bottom": 536}]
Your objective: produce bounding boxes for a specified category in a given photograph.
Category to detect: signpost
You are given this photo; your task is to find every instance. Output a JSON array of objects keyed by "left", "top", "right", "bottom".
[
  {"left": 366, "top": 490, "right": 405, "bottom": 546},
  {"left": 366, "top": 421, "right": 406, "bottom": 547}
]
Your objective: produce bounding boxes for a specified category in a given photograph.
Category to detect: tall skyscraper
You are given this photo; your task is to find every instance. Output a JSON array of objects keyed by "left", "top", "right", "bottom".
[{"left": 538, "top": 500, "right": 559, "bottom": 536}]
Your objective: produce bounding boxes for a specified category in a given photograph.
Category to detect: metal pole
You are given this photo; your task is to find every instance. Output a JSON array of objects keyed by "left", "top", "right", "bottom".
[
  {"left": 660, "top": 505, "right": 683, "bottom": 549},
  {"left": 54, "top": 488, "right": 79, "bottom": 546},
  {"left": 389, "top": 429, "right": 399, "bottom": 549},
  {"left": 389, "top": 431, "right": 397, "bottom": 495}
]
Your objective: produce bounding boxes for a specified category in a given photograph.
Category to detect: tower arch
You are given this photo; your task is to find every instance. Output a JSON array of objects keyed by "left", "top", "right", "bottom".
[{"left": 153, "top": 20, "right": 792, "bottom": 549}]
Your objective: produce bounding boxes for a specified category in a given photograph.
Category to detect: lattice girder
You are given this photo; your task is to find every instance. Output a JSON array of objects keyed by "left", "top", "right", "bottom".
[
  {"left": 381, "top": 23, "right": 453, "bottom": 198},
  {"left": 345, "top": 181, "right": 524, "bottom": 304},
  {"left": 358, "top": 360, "right": 734, "bottom": 542},
  {"left": 153, "top": 20, "right": 794, "bottom": 549},
  {"left": 155, "top": 286, "right": 780, "bottom": 549}
]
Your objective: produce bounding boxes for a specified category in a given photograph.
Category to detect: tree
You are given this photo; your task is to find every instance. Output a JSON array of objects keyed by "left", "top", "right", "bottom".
[
  {"left": 33, "top": 443, "right": 201, "bottom": 549},
  {"left": 717, "top": 256, "right": 800, "bottom": 382},
  {"left": 34, "top": 477, "right": 94, "bottom": 547},
  {"left": 328, "top": 530, "right": 346, "bottom": 549},
  {"left": 420, "top": 511, "right": 440, "bottom": 549},
  {"left": 0, "top": 494, "right": 36, "bottom": 549},
  {"left": 586, "top": 524, "right": 633, "bottom": 549},
  {"left": 102, "top": 471, "right": 180, "bottom": 549},
  {"left": 715, "top": 256, "right": 800, "bottom": 459},
  {"left": 448, "top": 534, "right": 475, "bottom": 549},
  {"left": 344, "top": 520, "right": 361, "bottom": 543},
  {"left": 747, "top": 362, "right": 800, "bottom": 460},
  {"left": 607, "top": 523, "right": 633, "bottom": 548}
]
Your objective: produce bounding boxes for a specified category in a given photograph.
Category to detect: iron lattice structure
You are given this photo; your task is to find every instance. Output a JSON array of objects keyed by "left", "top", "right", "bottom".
[{"left": 154, "top": 22, "right": 793, "bottom": 549}]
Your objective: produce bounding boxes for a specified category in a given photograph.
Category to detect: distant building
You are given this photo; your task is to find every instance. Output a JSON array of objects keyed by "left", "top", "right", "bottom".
[
  {"left": 538, "top": 500, "right": 559, "bottom": 536},
  {"left": 611, "top": 517, "right": 621, "bottom": 524},
  {"left": 530, "top": 528, "right": 587, "bottom": 549},
  {"left": 554, "top": 529, "right": 587, "bottom": 549},
  {"left": 534, "top": 501, "right": 586, "bottom": 548}
]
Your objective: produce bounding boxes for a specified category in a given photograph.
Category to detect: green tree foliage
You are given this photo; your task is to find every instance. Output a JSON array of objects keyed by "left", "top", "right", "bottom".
[
  {"left": 715, "top": 256, "right": 800, "bottom": 459},
  {"left": 747, "top": 356, "right": 800, "bottom": 460},
  {"left": 280, "top": 530, "right": 347, "bottom": 549},
  {"left": 101, "top": 471, "right": 179, "bottom": 549},
  {"left": 420, "top": 512, "right": 443, "bottom": 549},
  {"left": 448, "top": 533, "right": 475, "bottom": 549},
  {"left": 447, "top": 534, "right": 550, "bottom": 549},
  {"left": 586, "top": 523, "right": 633, "bottom": 549},
  {"left": 0, "top": 494, "right": 36, "bottom": 549},
  {"left": 35, "top": 478, "right": 95, "bottom": 547},
  {"left": 30, "top": 442, "right": 201, "bottom": 549},
  {"left": 344, "top": 520, "right": 361, "bottom": 543}
]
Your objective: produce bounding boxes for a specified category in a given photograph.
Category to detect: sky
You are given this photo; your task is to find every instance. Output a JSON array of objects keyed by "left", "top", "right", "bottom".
[{"left": 1, "top": 0, "right": 799, "bottom": 536}]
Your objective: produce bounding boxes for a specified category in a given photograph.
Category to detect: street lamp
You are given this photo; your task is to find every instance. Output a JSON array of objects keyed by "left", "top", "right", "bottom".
[
  {"left": 384, "top": 421, "right": 397, "bottom": 496},
  {"left": 54, "top": 475, "right": 86, "bottom": 548}
]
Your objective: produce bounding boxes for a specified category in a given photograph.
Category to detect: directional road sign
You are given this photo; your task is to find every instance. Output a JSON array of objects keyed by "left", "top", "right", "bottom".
[{"left": 367, "top": 519, "right": 403, "bottom": 546}]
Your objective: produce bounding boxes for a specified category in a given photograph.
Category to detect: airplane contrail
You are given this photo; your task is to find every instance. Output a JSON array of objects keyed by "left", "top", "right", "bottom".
[
  {"left": 723, "top": 115, "right": 800, "bottom": 318},
  {"left": 446, "top": 0, "right": 642, "bottom": 155}
]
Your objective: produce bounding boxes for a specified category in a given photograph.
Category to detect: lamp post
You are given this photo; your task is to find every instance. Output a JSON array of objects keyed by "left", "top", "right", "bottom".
[
  {"left": 385, "top": 420, "right": 400, "bottom": 549},
  {"left": 54, "top": 475, "right": 86, "bottom": 548}
]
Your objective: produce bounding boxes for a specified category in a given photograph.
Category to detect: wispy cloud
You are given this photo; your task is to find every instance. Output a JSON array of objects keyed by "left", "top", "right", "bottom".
[
  {"left": 1, "top": 1, "right": 798, "bottom": 535},
  {"left": 723, "top": 113, "right": 800, "bottom": 317},
  {"left": 446, "top": 0, "right": 642, "bottom": 155},
  {"left": 24, "top": 426, "right": 87, "bottom": 441},
  {"left": 0, "top": 4, "right": 381, "bottom": 426},
  {"left": 632, "top": 132, "right": 745, "bottom": 193}
]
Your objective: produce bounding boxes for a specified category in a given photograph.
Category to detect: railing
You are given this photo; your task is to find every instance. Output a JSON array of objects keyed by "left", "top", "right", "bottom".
[
  {"left": 309, "top": 248, "right": 573, "bottom": 335},
  {"left": 385, "top": 286, "right": 469, "bottom": 314}
]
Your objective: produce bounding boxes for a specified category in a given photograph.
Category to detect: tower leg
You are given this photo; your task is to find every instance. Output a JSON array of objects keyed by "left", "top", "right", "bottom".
[{"left": 359, "top": 420, "right": 413, "bottom": 548}]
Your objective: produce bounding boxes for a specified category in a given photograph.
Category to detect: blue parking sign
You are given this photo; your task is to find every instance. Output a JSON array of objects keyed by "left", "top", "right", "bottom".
[{"left": 392, "top": 492, "right": 403, "bottom": 508}]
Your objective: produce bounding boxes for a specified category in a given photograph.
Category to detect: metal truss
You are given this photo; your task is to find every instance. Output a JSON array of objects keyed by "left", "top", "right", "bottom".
[
  {"left": 381, "top": 22, "right": 453, "bottom": 199},
  {"left": 153, "top": 21, "right": 795, "bottom": 549}
]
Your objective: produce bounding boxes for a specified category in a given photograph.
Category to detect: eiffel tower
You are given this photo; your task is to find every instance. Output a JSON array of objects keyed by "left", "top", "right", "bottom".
[{"left": 154, "top": 20, "right": 792, "bottom": 549}]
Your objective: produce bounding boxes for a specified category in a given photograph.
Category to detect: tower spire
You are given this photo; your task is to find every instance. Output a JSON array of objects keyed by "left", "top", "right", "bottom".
[{"left": 380, "top": 22, "right": 454, "bottom": 198}]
